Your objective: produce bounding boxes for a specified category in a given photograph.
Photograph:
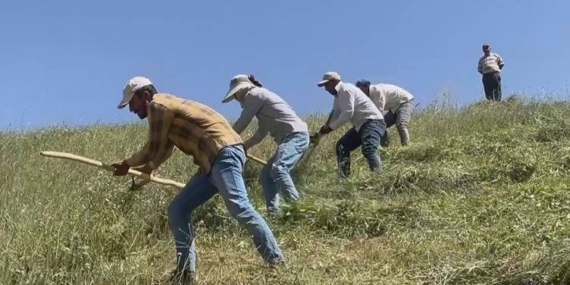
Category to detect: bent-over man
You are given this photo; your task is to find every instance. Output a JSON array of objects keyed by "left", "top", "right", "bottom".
[
  {"left": 222, "top": 74, "right": 310, "bottom": 218},
  {"left": 112, "top": 76, "right": 284, "bottom": 284},
  {"left": 356, "top": 80, "right": 415, "bottom": 146},
  {"left": 316, "top": 71, "right": 386, "bottom": 178}
]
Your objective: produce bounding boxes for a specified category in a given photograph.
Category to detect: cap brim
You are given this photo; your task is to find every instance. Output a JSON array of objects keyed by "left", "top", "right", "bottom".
[
  {"left": 317, "top": 80, "right": 330, "bottom": 87},
  {"left": 222, "top": 82, "right": 253, "bottom": 103},
  {"left": 117, "top": 93, "right": 134, "bottom": 109}
]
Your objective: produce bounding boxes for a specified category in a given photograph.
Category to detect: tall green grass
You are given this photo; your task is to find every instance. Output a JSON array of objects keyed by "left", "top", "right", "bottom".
[{"left": 2, "top": 95, "right": 570, "bottom": 284}]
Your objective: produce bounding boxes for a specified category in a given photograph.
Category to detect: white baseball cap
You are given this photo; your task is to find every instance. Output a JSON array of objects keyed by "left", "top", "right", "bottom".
[
  {"left": 317, "top": 71, "right": 341, "bottom": 87},
  {"left": 118, "top": 76, "right": 153, "bottom": 109},
  {"left": 222, "top": 74, "right": 256, "bottom": 103}
]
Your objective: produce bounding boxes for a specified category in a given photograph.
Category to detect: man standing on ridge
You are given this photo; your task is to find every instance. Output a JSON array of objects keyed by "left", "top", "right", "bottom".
[
  {"left": 316, "top": 71, "right": 386, "bottom": 178},
  {"left": 355, "top": 80, "right": 415, "bottom": 147},
  {"left": 111, "top": 76, "right": 284, "bottom": 284},
  {"left": 478, "top": 44, "right": 505, "bottom": 101},
  {"left": 222, "top": 74, "right": 310, "bottom": 218}
]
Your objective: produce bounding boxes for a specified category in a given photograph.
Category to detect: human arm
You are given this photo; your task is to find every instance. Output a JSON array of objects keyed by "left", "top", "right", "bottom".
[
  {"left": 147, "top": 139, "right": 175, "bottom": 170},
  {"left": 325, "top": 110, "right": 333, "bottom": 125},
  {"left": 496, "top": 53, "right": 505, "bottom": 70},
  {"left": 243, "top": 128, "right": 269, "bottom": 150},
  {"left": 477, "top": 58, "right": 483, "bottom": 74},
  {"left": 315, "top": 109, "right": 336, "bottom": 136},
  {"left": 113, "top": 102, "right": 174, "bottom": 176},
  {"left": 327, "top": 90, "right": 355, "bottom": 130},
  {"left": 128, "top": 139, "right": 175, "bottom": 175},
  {"left": 232, "top": 94, "right": 263, "bottom": 135}
]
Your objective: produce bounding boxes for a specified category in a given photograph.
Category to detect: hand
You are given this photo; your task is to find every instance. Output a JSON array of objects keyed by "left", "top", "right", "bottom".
[
  {"left": 132, "top": 164, "right": 153, "bottom": 176},
  {"left": 319, "top": 125, "right": 333, "bottom": 135},
  {"left": 111, "top": 160, "right": 130, "bottom": 176}
]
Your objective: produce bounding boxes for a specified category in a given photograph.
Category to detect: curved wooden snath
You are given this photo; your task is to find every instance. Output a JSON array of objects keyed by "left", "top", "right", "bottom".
[
  {"left": 39, "top": 151, "right": 186, "bottom": 189},
  {"left": 246, "top": 154, "right": 267, "bottom": 166}
]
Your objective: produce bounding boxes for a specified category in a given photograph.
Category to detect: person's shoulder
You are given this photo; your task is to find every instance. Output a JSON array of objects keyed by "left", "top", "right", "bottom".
[
  {"left": 383, "top": 83, "right": 406, "bottom": 91},
  {"left": 244, "top": 87, "right": 274, "bottom": 105},
  {"left": 152, "top": 93, "right": 184, "bottom": 102},
  {"left": 375, "top": 83, "right": 393, "bottom": 88},
  {"left": 246, "top": 86, "right": 267, "bottom": 98},
  {"left": 263, "top": 86, "right": 288, "bottom": 100},
  {"left": 150, "top": 93, "right": 186, "bottom": 107},
  {"left": 371, "top": 83, "right": 390, "bottom": 93},
  {"left": 338, "top": 81, "right": 357, "bottom": 93},
  {"left": 152, "top": 93, "right": 215, "bottom": 113}
]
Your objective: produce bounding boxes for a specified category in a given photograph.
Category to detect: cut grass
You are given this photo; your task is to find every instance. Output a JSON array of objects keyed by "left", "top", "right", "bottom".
[{"left": 1, "top": 95, "right": 570, "bottom": 284}]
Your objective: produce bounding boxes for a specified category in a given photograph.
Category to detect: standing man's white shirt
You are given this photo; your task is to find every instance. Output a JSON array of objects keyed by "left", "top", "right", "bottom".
[
  {"left": 328, "top": 82, "right": 383, "bottom": 132},
  {"left": 478, "top": 52, "right": 504, "bottom": 74}
]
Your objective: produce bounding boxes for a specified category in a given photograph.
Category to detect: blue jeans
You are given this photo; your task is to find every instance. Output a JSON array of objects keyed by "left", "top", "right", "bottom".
[
  {"left": 335, "top": 119, "right": 385, "bottom": 177},
  {"left": 260, "top": 132, "right": 310, "bottom": 216},
  {"left": 167, "top": 144, "right": 284, "bottom": 272}
]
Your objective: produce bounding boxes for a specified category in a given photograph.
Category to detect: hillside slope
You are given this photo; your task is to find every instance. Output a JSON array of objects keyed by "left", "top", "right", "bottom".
[{"left": 2, "top": 97, "right": 570, "bottom": 285}]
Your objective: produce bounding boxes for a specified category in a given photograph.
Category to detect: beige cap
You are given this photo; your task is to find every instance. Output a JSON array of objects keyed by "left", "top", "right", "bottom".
[
  {"left": 222, "top": 74, "right": 256, "bottom": 103},
  {"left": 118, "top": 76, "right": 153, "bottom": 109},
  {"left": 317, "top": 71, "right": 341, "bottom": 87}
]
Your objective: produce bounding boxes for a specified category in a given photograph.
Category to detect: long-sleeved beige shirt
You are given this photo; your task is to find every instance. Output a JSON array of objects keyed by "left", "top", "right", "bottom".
[{"left": 369, "top": 83, "right": 414, "bottom": 113}]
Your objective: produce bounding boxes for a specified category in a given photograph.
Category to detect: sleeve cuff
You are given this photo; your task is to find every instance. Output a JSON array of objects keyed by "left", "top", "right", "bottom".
[{"left": 328, "top": 121, "right": 340, "bottom": 130}]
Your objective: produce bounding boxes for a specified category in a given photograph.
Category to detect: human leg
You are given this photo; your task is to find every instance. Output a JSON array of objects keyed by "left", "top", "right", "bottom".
[
  {"left": 262, "top": 132, "right": 310, "bottom": 215},
  {"left": 493, "top": 73, "right": 502, "bottom": 101},
  {"left": 260, "top": 160, "right": 279, "bottom": 217},
  {"left": 335, "top": 128, "right": 362, "bottom": 178},
  {"left": 395, "top": 100, "right": 415, "bottom": 146},
  {"left": 381, "top": 111, "right": 397, "bottom": 147},
  {"left": 359, "top": 119, "right": 384, "bottom": 173},
  {"left": 167, "top": 173, "right": 217, "bottom": 273},
  {"left": 210, "top": 145, "right": 284, "bottom": 264},
  {"left": 482, "top": 74, "right": 493, "bottom": 100}
]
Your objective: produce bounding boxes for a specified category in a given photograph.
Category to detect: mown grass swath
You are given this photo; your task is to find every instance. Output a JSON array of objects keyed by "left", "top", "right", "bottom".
[{"left": 1, "top": 95, "right": 570, "bottom": 284}]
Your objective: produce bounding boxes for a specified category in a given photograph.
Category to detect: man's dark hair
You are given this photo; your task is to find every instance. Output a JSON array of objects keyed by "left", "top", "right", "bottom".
[
  {"left": 248, "top": 75, "right": 263, "bottom": 87},
  {"left": 134, "top": 84, "right": 158, "bottom": 98}
]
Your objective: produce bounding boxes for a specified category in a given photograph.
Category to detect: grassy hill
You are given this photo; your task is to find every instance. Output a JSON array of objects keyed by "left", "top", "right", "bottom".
[{"left": 2, "top": 96, "right": 570, "bottom": 284}]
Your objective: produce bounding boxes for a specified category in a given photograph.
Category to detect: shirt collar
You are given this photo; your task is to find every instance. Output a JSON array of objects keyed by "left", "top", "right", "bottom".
[{"left": 334, "top": 81, "right": 342, "bottom": 93}]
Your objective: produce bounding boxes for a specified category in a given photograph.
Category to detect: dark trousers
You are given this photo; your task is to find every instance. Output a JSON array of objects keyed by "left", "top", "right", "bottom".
[
  {"left": 482, "top": 72, "right": 502, "bottom": 101},
  {"left": 335, "top": 119, "right": 385, "bottom": 178}
]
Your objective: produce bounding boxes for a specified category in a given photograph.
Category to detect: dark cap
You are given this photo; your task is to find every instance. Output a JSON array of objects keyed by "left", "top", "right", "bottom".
[{"left": 355, "top": 79, "right": 371, "bottom": 88}]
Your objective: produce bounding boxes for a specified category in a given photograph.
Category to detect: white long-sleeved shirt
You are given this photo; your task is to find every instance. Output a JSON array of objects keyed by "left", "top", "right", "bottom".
[
  {"left": 232, "top": 87, "right": 308, "bottom": 149},
  {"left": 478, "top": 52, "right": 505, "bottom": 74},
  {"left": 369, "top": 83, "right": 414, "bottom": 113},
  {"left": 327, "top": 82, "right": 383, "bottom": 132}
]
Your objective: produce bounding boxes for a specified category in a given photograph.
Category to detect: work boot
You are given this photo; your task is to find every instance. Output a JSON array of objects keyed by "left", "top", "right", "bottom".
[{"left": 167, "top": 268, "right": 196, "bottom": 285}]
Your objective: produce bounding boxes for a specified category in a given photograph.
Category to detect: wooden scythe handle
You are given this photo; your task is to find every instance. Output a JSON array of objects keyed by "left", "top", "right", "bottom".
[
  {"left": 246, "top": 154, "right": 267, "bottom": 165},
  {"left": 39, "top": 151, "right": 186, "bottom": 189}
]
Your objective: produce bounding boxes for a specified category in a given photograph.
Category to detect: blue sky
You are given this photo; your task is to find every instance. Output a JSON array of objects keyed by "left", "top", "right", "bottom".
[{"left": 1, "top": 0, "right": 569, "bottom": 131}]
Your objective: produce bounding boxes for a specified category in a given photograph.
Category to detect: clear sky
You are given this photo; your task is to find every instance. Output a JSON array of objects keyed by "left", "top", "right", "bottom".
[{"left": 1, "top": 0, "right": 569, "bottom": 131}]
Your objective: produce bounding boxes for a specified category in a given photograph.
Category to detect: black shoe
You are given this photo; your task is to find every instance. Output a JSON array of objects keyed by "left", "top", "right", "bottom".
[{"left": 168, "top": 268, "right": 196, "bottom": 285}]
